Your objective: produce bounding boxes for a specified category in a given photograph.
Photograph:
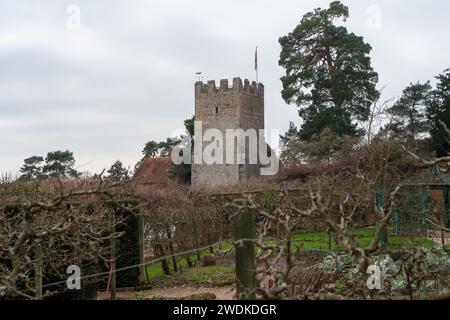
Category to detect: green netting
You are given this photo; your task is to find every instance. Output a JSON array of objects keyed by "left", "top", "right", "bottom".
[
  {"left": 393, "top": 185, "right": 429, "bottom": 236},
  {"left": 378, "top": 166, "right": 450, "bottom": 236}
]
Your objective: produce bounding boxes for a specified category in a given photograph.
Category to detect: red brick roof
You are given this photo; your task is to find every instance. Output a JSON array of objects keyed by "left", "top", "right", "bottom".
[{"left": 133, "top": 157, "right": 174, "bottom": 185}]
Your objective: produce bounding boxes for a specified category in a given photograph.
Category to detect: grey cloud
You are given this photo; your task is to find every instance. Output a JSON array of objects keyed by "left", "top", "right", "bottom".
[{"left": 0, "top": 0, "right": 449, "bottom": 174}]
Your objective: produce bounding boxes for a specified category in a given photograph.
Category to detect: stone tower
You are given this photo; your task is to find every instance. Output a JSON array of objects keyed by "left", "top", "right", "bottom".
[{"left": 191, "top": 77, "right": 264, "bottom": 189}]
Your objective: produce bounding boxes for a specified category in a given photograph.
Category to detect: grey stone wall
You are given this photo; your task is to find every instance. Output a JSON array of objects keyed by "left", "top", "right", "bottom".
[{"left": 192, "top": 77, "right": 264, "bottom": 189}]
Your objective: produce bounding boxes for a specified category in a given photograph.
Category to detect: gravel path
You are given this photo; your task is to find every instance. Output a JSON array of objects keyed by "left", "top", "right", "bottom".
[{"left": 98, "top": 285, "right": 235, "bottom": 300}]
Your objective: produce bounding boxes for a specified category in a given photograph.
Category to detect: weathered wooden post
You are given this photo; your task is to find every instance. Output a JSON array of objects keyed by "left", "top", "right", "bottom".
[
  {"left": 234, "top": 210, "right": 256, "bottom": 300},
  {"left": 376, "top": 188, "right": 387, "bottom": 246},
  {"left": 138, "top": 214, "right": 145, "bottom": 284},
  {"left": 327, "top": 231, "right": 332, "bottom": 251},
  {"left": 34, "top": 245, "right": 43, "bottom": 300},
  {"left": 191, "top": 210, "right": 201, "bottom": 262},
  {"left": 110, "top": 260, "right": 116, "bottom": 300},
  {"left": 444, "top": 187, "right": 450, "bottom": 229},
  {"left": 166, "top": 224, "right": 178, "bottom": 272},
  {"left": 419, "top": 185, "right": 429, "bottom": 236},
  {"left": 110, "top": 211, "right": 117, "bottom": 300}
]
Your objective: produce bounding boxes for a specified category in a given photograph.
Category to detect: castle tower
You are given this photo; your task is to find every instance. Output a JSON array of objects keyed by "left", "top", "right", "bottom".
[{"left": 192, "top": 77, "right": 264, "bottom": 189}]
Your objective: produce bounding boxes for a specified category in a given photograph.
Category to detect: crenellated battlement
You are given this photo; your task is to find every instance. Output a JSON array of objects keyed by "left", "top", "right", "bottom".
[{"left": 195, "top": 77, "right": 264, "bottom": 96}]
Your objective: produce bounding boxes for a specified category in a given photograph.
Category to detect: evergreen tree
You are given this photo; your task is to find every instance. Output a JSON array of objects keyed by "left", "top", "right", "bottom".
[
  {"left": 279, "top": 1, "right": 379, "bottom": 141},
  {"left": 142, "top": 140, "right": 160, "bottom": 158},
  {"left": 387, "top": 81, "right": 431, "bottom": 141},
  {"left": 106, "top": 160, "right": 129, "bottom": 181},
  {"left": 140, "top": 116, "right": 195, "bottom": 184},
  {"left": 280, "top": 121, "right": 300, "bottom": 146},
  {"left": 169, "top": 116, "right": 195, "bottom": 184},
  {"left": 427, "top": 68, "right": 450, "bottom": 156},
  {"left": 19, "top": 156, "right": 44, "bottom": 180},
  {"left": 42, "top": 150, "right": 79, "bottom": 178},
  {"left": 158, "top": 137, "right": 181, "bottom": 157}
]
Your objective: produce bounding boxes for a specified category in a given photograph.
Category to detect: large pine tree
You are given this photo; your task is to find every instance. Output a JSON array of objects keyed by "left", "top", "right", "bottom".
[
  {"left": 387, "top": 81, "right": 432, "bottom": 142},
  {"left": 279, "top": 1, "right": 379, "bottom": 141},
  {"left": 427, "top": 68, "right": 450, "bottom": 157}
]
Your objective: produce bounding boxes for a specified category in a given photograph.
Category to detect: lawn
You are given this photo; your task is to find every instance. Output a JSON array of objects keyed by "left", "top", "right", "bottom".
[
  {"left": 144, "top": 262, "right": 234, "bottom": 287},
  {"left": 182, "top": 265, "right": 235, "bottom": 286},
  {"left": 289, "top": 227, "right": 435, "bottom": 251},
  {"left": 143, "top": 244, "right": 233, "bottom": 282},
  {"left": 143, "top": 227, "right": 437, "bottom": 282}
]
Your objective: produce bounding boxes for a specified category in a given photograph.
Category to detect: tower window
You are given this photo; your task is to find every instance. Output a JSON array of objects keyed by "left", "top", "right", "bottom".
[
  {"left": 215, "top": 106, "right": 219, "bottom": 114},
  {"left": 251, "top": 107, "right": 253, "bottom": 114}
]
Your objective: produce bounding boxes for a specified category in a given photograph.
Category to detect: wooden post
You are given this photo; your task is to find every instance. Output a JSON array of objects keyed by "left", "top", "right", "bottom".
[
  {"left": 234, "top": 210, "right": 256, "bottom": 300},
  {"left": 138, "top": 215, "right": 145, "bottom": 284},
  {"left": 110, "top": 212, "right": 116, "bottom": 300},
  {"left": 444, "top": 187, "right": 449, "bottom": 229},
  {"left": 166, "top": 224, "right": 178, "bottom": 272},
  {"left": 376, "top": 188, "right": 388, "bottom": 246},
  {"left": 207, "top": 232, "right": 214, "bottom": 254},
  {"left": 34, "top": 245, "right": 43, "bottom": 300},
  {"left": 155, "top": 241, "right": 170, "bottom": 275},
  {"left": 186, "top": 254, "right": 193, "bottom": 268},
  {"left": 328, "top": 231, "right": 332, "bottom": 251},
  {"left": 191, "top": 211, "right": 201, "bottom": 261},
  {"left": 420, "top": 186, "right": 428, "bottom": 236},
  {"left": 110, "top": 260, "right": 116, "bottom": 300}
]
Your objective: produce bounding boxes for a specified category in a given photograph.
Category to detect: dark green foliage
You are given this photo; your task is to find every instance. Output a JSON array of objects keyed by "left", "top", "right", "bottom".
[
  {"left": 168, "top": 161, "right": 191, "bottom": 184},
  {"left": 19, "top": 150, "right": 79, "bottom": 180},
  {"left": 168, "top": 116, "right": 195, "bottom": 184},
  {"left": 115, "top": 206, "right": 141, "bottom": 287},
  {"left": 158, "top": 137, "right": 181, "bottom": 157},
  {"left": 298, "top": 105, "right": 362, "bottom": 140},
  {"left": 142, "top": 138, "right": 180, "bottom": 158},
  {"left": 19, "top": 156, "right": 44, "bottom": 180},
  {"left": 141, "top": 115, "right": 195, "bottom": 184},
  {"left": 281, "top": 127, "right": 357, "bottom": 165},
  {"left": 142, "top": 140, "right": 160, "bottom": 158},
  {"left": 106, "top": 160, "right": 129, "bottom": 181},
  {"left": 280, "top": 121, "right": 300, "bottom": 146},
  {"left": 279, "top": 1, "right": 379, "bottom": 140},
  {"left": 387, "top": 81, "right": 432, "bottom": 141},
  {"left": 42, "top": 150, "right": 79, "bottom": 178},
  {"left": 184, "top": 116, "right": 195, "bottom": 137},
  {"left": 427, "top": 68, "right": 450, "bottom": 157}
]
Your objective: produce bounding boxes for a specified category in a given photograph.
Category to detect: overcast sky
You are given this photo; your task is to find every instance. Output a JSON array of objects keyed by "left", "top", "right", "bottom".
[{"left": 1, "top": 0, "right": 449, "bottom": 175}]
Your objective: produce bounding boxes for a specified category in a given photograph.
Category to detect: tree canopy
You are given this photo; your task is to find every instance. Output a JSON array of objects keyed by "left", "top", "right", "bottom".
[
  {"left": 279, "top": 1, "right": 379, "bottom": 140},
  {"left": 427, "top": 68, "right": 450, "bottom": 156},
  {"left": 387, "top": 81, "right": 432, "bottom": 142},
  {"left": 140, "top": 115, "right": 195, "bottom": 184},
  {"left": 106, "top": 160, "right": 129, "bottom": 181},
  {"left": 19, "top": 156, "right": 44, "bottom": 180},
  {"left": 42, "top": 150, "right": 79, "bottom": 178},
  {"left": 19, "top": 150, "right": 79, "bottom": 180}
]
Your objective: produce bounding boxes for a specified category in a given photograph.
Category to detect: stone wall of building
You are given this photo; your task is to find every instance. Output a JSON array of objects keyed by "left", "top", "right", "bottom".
[{"left": 192, "top": 77, "right": 264, "bottom": 189}]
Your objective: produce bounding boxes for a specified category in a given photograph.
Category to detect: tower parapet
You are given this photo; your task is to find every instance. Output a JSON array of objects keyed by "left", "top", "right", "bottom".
[{"left": 195, "top": 77, "right": 264, "bottom": 96}]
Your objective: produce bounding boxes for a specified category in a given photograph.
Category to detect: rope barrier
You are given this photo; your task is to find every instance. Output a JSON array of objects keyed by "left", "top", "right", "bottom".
[
  {"left": 41, "top": 238, "right": 234, "bottom": 289},
  {"left": 40, "top": 236, "right": 334, "bottom": 290}
]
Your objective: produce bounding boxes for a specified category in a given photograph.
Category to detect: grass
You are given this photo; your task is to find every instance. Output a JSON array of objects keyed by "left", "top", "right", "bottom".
[
  {"left": 182, "top": 265, "right": 235, "bottom": 286},
  {"left": 143, "top": 227, "right": 438, "bottom": 283},
  {"left": 288, "top": 227, "right": 435, "bottom": 251},
  {"left": 144, "top": 244, "right": 232, "bottom": 282},
  {"left": 144, "top": 263, "right": 234, "bottom": 287}
]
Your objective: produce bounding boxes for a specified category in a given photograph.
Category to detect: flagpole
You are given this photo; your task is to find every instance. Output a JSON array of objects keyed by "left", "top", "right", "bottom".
[{"left": 255, "top": 46, "right": 259, "bottom": 84}]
